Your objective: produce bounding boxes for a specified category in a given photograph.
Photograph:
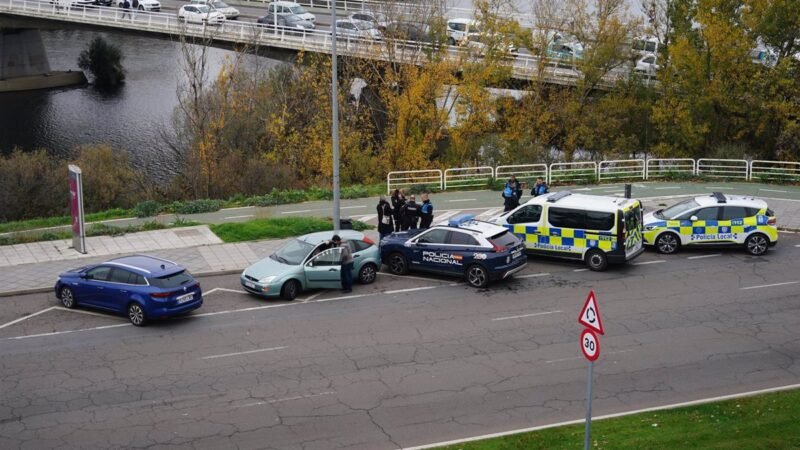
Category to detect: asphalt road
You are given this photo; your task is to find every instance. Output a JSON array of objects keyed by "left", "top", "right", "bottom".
[{"left": 1, "top": 232, "right": 799, "bottom": 448}]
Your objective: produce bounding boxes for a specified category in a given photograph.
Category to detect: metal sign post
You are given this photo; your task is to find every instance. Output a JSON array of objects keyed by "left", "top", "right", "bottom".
[
  {"left": 68, "top": 165, "right": 86, "bottom": 254},
  {"left": 578, "top": 291, "right": 603, "bottom": 450},
  {"left": 330, "top": 0, "right": 340, "bottom": 232}
]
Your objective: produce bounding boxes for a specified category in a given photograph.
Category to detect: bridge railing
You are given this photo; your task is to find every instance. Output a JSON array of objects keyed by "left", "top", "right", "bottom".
[
  {"left": 548, "top": 162, "right": 597, "bottom": 184},
  {"left": 697, "top": 158, "right": 749, "bottom": 180},
  {"left": 495, "top": 164, "right": 548, "bottom": 185},
  {"left": 749, "top": 160, "right": 800, "bottom": 182}
]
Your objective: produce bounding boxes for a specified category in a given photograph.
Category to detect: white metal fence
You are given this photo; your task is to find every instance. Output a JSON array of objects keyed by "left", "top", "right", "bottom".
[
  {"left": 645, "top": 158, "right": 695, "bottom": 179},
  {"left": 598, "top": 159, "right": 645, "bottom": 181},
  {"left": 387, "top": 170, "right": 442, "bottom": 194},
  {"left": 548, "top": 162, "right": 597, "bottom": 184},
  {"left": 696, "top": 159, "right": 749, "bottom": 180},
  {"left": 386, "top": 159, "right": 798, "bottom": 192},
  {"left": 444, "top": 166, "right": 494, "bottom": 190},
  {"left": 749, "top": 160, "right": 800, "bottom": 182}
]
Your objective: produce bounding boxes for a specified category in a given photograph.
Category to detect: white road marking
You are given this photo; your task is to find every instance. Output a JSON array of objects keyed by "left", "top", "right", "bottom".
[
  {"left": 201, "top": 346, "right": 287, "bottom": 360},
  {"left": 377, "top": 272, "right": 451, "bottom": 283},
  {"left": 355, "top": 214, "right": 377, "bottom": 223},
  {"left": 491, "top": 310, "right": 562, "bottom": 321},
  {"left": 604, "top": 190, "right": 625, "bottom": 193},
  {"left": 434, "top": 210, "right": 462, "bottom": 224},
  {"left": 237, "top": 391, "right": 336, "bottom": 408},
  {"left": 449, "top": 198, "right": 476, "bottom": 202},
  {"left": 341, "top": 205, "right": 366, "bottom": 210},
  {"left": 53, "top": 306, "right": 126, "bottom": 320},
  {"left": 384, "top": 286, "right": 442, "bottom": 295},
  {"left": 687, "top": 254, "right": 722, "bottom": 260},
  {"left": 795, "top": 244, "right": 800, "bottom": 247},
  {"left": 574, "top": 188, "right": 593, "bottom": 191},
  {"left": 740, "top": 281, "right": 800, "bottom": 290},
  {"left": 573, "top": 268, "right": 589, "bottom": 272},
  {"left": 654, "top": 187, "right": 681, "bottom": 190},
  {"left": 760, "top": 189, "right": 788, "bottom": 193},
  {"left": 203, "top": 287, "right": 248, "bottom": 296},
  {"left": 402, "top": 383, "right": 800, "bottom": 450},
  {"left": 223, "top": 215, "right": 254, "bottom": 220},
  {"left": 706, "top": 187, "right": 732, "bottom": 190},
  {"left": 5, "top": 323, "right": 131, "bottom": 340},
  {"left": 634, "top": 260, "right": 666, "bottom": 266},
  {"left": 281, "top": 209, "right": 312, "bottom": 214},
  {"left": 476, "top": 208, "right": 503, "bottom": 219},
  {"left": 301, "top": 291, "right": 324, "bottom": 303},
  {"left": 222, "top": 206, "right": 256, "bottom": 211},
  {"left": 778, "top": 231, "right": 796, "bottom": 234},
  {"left": 0, "top": 306, "right": 57, "bottom": 330},
  {"left": 544, "top": 348, "right": 634, "bottom": 364},
  {"left": 516, "top": 272, "right": 550, "bottom": 279}
]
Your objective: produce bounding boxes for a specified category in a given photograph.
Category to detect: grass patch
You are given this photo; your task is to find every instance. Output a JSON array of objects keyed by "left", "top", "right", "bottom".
[
  {"left": 210, "top": 217, "right": 371, "bottom": 243},
  {"left": 439, "top": 388, "right": 800, "bottom": 450},
  {"left": 0, "top": 208, "right": 132, "bottom": 234},
  {"left": 0, "top": 220, "right": 199, "bottom": 246}
]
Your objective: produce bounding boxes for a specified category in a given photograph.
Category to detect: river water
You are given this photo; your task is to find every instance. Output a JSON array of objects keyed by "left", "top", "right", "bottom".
[{"left": 0, "top": 29, "right": 281, "bottom": 179}]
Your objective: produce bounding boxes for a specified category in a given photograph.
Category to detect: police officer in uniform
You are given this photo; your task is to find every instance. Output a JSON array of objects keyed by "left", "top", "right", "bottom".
[
  {"left": 419, "top": 193, "right": 434, "bottom": 229},
  {"left": 391, "top": 189, "right": 406, "bottom": 232},
  {"left": 400, "top": 195, "right": 420, "bottom": 230},
  {"left": 377, "top": 195, "right": 394, "bottom": 240}
]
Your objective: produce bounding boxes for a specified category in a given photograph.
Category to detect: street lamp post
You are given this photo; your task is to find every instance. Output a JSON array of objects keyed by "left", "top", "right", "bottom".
[{"left": 331, "top": 0, "right": 340, "bottom": 232}]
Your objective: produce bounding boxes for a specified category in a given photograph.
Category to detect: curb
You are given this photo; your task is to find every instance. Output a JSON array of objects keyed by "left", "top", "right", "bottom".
[{"left": 0, "top": 268, "right": 246, "bottom": 298}]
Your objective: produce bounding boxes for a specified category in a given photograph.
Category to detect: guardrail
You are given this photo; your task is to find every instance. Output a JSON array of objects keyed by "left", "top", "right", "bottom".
[
  {"left": 697, "top": 158, "right": 749, "bottom": 180},
  {"left": 495, "top": 164, "right": 548, "bottom": 184},
  {"left": 386, "top": 170, "right": 442, "bottom": 194},
  {"left": 444, "top": 166, "right": 494, "bottom": 190},
  {"left": 598, "top": 159, "right": 644, "bottom": 181},
  {"left": 749, "top": 160, "right": 800, "bottom": 182},
  {"left": 645, "top": 158, "right": 695, "bottom": 179},
  {"left": 548, "top": 162, "right": 597, "bottom": 184}
]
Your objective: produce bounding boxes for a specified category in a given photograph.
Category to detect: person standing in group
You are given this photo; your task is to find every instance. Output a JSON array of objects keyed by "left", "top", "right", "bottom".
[
  {"left": 419, "top": 193, "right": 434, "bottom": 229},
  {"left": 502, "top": 176, "right": 521, "bottom": 212},
  {"left": 401, "top": 195, "right": 420, "bottom": 230},
  {"left": 376, "top": 195, "right": 394, "bottom": 241},
  {"left": 331, "top": 235, "right": 353, "bottom": 294},
  {"left": 531, "top": 177, "right": 549, "bottom": 197},
  {"left": 121, "top": 0, "right": 131, "bottom": 19},
  {"left": 391, "top": 189, "right": 406, "bottom": 232}
]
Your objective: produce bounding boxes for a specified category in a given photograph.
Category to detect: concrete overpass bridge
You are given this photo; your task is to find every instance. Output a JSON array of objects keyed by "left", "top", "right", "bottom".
[{"left": 0, "top": 0, "right": 627, "bottom": 91}]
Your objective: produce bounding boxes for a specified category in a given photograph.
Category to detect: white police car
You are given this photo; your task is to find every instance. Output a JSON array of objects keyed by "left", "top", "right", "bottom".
[
  {"left": 643, "top": 192, "right": 778, "bottom": 255},
  {"left": 379, "top": 214, "right": 527, "bottom": 288}
]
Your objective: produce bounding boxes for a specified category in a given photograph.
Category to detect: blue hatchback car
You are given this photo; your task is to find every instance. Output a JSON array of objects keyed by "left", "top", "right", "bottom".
[
  {"left": 380, "top": 214, "right": 527, "bottom": 288},
  {"left": 54, "top": 255, "right": 203, "bottom": 326}
]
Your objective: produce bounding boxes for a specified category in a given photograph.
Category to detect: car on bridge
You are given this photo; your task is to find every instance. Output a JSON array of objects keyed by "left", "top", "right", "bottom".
[
  {"left": 380, "top": 214, "right": 527, "bottom": 288},
  {"left": 266, "top": 1, "right": 315, "bottom": 24},
  {"left": 349, "top": 11, "right": 389, "bottom": 31},
  {"left": 643, "top": 192, "right": 778, "bottom": 256},
  {"left": 54, "top": 255, "right": 203, "bottom": 326},
  {"left": 178, "top": 4, "right": 225, "bottom": 24},
  {"left": 115, "top": 0, "right": 160, "bottom": 11},
  {"left": 257, "top": 12, "right": 315, "bottom": 33},
  {"left": 241, "top": 230, "right": 380, "bottom": 300},
  {"left": 333, "top": 19, "right": 383, "bottom": 41},
  {"left": 190, "top": 0, "right": 239, "bottom": 20}
]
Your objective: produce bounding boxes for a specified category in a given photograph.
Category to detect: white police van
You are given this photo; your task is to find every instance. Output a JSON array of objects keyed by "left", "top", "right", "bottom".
[{"left": 491, "top": 191, "right": 645, "bottom": 271}]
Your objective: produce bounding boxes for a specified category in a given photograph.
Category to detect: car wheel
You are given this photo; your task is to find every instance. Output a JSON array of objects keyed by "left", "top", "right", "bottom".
[
  {"left": 128, "top": 303, "right": 146, "bottom": 326},
  {"left": 280, "top": 279, "right": 300, "bottom": 301},
  {"left": 466, "top": 264, "right": 489, "bottom": 288},
  {"left": 448, "top": 37, "right": 455, "bottom": 45},
  {"left": 656, "top": 232, "right": 680, "bottom": 254},
  {"left": 388, "top": 252, "right": 408, "bottom": 275},
  {"left": 60, "top": 287, "right": 77, "bottom": 309},
  {"left": 745, "top": 233, "right": 769, "bottom": 256},
  {"left": 358, "top": 263, "right": 377, "bottom": 284},
  {"left": 585, "top": 249, "right": 608, "bottom": 272}
]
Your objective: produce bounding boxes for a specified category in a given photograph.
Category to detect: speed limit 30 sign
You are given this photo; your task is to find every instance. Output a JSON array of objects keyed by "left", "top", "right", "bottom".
[{"left": 580, "top": 328, "right": 600, "bottom": 361}]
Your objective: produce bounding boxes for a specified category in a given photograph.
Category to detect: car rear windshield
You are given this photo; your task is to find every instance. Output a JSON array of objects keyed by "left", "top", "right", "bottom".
[
  {"left": 489, "top": 230, "right": 518, "bottom": 248},
  {"left": 150, "top": 270, "right": 194, "bottom": 289}
]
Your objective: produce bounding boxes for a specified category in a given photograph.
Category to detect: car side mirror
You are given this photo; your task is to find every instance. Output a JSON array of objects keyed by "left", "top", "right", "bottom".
[
  {"left": 307, "top": 261, "right": 314, "bottom": 267},
  {"left": 690, "top": 216, "right": 698, "bottom": 221}
]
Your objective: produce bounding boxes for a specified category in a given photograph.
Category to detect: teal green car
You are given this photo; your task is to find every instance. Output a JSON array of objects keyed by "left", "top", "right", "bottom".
[{"left": 240, "top": 230, "right": 380, "bottom": 300}]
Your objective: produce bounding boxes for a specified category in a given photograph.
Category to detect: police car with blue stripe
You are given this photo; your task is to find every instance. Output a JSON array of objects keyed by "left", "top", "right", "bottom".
[
  {"left": 380, "top": 214, "right": 527, "bottom": 288},
  {"left": 643, "top": 192, "right": 778, "bottom": 255}
]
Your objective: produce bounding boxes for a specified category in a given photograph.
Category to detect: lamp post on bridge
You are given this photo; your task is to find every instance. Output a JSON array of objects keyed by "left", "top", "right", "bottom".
[{"left": 331, "top": 0, "right": 340, "bottom": 232}]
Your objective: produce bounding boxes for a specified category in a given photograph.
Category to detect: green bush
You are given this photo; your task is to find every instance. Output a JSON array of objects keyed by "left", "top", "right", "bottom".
[
  {"left": 133, "top": 200, "right": 163, "bottom": 218},
  {"left": 166, "top": 199, "right": 223, "bottom": 215},
  {"left": 77, "top": 36, "right": 125, "bottom": 89},
  {"left": 306, "top": 186, "right": 333, "bottom": 201}
]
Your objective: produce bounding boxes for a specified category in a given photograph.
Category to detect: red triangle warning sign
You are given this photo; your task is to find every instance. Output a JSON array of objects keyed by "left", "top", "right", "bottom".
[{"left": 578, "top": 290, "right": 604, "bottom": 335}]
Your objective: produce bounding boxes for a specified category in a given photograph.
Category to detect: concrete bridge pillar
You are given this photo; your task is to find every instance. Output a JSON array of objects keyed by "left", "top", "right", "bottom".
[{"left": 0, "top": 28, "right": 86, "bottom": 92}]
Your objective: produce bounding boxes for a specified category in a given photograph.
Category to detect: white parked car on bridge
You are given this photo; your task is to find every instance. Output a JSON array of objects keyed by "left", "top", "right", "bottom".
[
  {"left": 446, "top": 18, "right": 480, "bottom": 45},
  {"left": 178, "top": 4, "right": 225, "bottom": 24},
  {"left": 334, "top": 19, "right": 382, "bottom": 40},
  {"left": 635, "top": 53, "right": 659, "bottom": 75},
  {"left": 349, "top": 11, "right": 389, "bottom": 31},
  {"left": 190, "top": 0, "right": 239, "bottom": 20},
  {"left": 116, "top": 0, "right": 160, "bottom": 11},
  {"left": 266, "top": 1, "right": 315, "bottom": 24}
]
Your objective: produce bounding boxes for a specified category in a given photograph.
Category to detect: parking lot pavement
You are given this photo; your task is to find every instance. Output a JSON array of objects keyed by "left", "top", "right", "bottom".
[{"left": 1, "top": 233, "right": 798, "bottom": 448}]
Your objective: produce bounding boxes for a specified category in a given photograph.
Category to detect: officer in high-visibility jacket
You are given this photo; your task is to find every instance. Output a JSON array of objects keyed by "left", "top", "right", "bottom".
[{"left": 419, "top": 193, "right": 434, "bottom": 229}]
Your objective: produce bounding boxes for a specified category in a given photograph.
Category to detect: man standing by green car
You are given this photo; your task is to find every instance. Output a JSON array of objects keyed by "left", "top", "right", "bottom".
[{"left": 331, "top": 235, "right": 354, "bottom": 294}]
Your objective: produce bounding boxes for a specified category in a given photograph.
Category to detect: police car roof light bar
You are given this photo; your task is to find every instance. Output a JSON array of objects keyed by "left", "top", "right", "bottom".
[
  {"left": 546, "top": 191, "right": 572, "bottom": 203},
  {"left": 712, "top": 192, "right": 727, "bottom": 204},
  {"left": 449, "top": 213, "right": 477, "bottom": 227}
]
